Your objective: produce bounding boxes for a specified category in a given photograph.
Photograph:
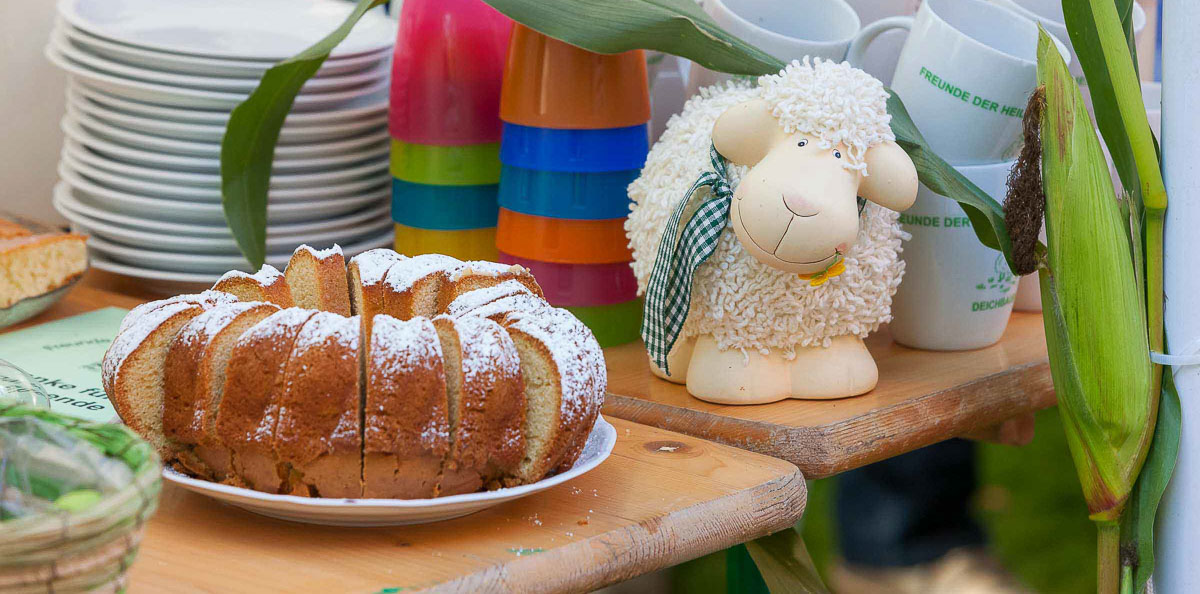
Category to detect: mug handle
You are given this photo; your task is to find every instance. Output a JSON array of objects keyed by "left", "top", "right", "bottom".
[{"left": 845, "top": 16, "right": 914, "bottom": 69}]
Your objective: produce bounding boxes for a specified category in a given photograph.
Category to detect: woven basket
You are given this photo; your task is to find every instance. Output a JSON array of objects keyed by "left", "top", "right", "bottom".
[{"left": 0, "top": 401, "right": 162, "bottom": 593}]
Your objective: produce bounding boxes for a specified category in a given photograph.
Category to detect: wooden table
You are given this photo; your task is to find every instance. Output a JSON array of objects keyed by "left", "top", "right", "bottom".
[
  {"left": 22, "top": 272, "right": 807, "bottom": 592},
  {"left": 602, "top": 314, "right": 1055, "bottom": 478}
]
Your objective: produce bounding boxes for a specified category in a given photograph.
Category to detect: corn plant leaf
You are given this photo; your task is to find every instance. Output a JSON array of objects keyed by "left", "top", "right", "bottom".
[
  {"left": 1037, "top": 28, "right": 1154, "bottom": 521},
  {"left": 219, "top": 0, "right": 386, "bottom": 268},
  {"left": 744, "top": 528, "right": 830, "bottom": 594},
  {"left": 1121, "top": 371, "right": 1181, "bottom": 593},
  {"left": 482, "top": 0, "right": 784, "bottom": 75},
  {"left": 1061, "top": 0, "right": 1140, "bottom": 198}
]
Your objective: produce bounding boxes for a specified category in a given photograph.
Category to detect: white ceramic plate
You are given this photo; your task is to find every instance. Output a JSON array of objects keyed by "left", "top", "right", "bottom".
[
  {"left": 66, "top": 87, "right": 385, "bottom": 145},
  {"left": 53, "top": 182, "right": 391, "bottom": 238},
  {"left": 86, "top": 234, "right": 396, "bottom": 294},
  {"left": 63, "top": 139, "right": 387, "bottom": 190},
  {"left": 58, "top": 0, "right": 396, "bottom": 60},
  {"left": 62, "top": 118, "right": 389, "bottom": 173},
  {"left": 47, "top": 45, "right": 390, "bottom": 111},
  {"left": 61, "top": 21, "right": 389, "bottom": 78},
  {"left": 51, "top": 29, "right": 388, "bottom": 94},
  {"left": 61, "top": 149, "right": 389, "bottom": 203},
  {"left": 70, "top": 81, "right": 387, "bottom": 127},
  {"left": 69, "top": 108, "right": 389, "bottom": 159},
  {"left": 81, "top": 226, "right": 396, "bottom": 274},
  {"left": 59, "top": 199, "right": 391, "bottom": 255},
  {"left": 58, "top": 163, "right": 388, "bottom": 225},
  {"left": 162, "top": 417, "right": 616, "bottom": 526}
]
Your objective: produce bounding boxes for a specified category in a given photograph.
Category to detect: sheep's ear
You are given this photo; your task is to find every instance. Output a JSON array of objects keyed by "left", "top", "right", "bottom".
[
  {"left": 712, "top": 99, "right": 784, "bottom": 166},
  {"left": 860, "top": 141, "right": 919, "bottom": 212}
]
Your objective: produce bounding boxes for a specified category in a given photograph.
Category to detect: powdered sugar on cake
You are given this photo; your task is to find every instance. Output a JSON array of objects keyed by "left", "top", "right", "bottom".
[
  {"left": 445, "top": 280, "right": 534, "bottom": 318},
  {"left": 351, "top": 249, "right": 406, "bottom": 284},
  {"left": 504, "top": 308, "right": 606, "bottom": 426},
  {"left": 383, "top": 253, "right": 462, "bottom": 292}
]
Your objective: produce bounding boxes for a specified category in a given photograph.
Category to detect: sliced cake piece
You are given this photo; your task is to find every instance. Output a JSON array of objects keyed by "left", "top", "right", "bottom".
[
  {"left": 116, "top": 291, "right": 237, "bottom": 336},
  {"left": 273, "top": 312, "right": 363, "bottom": 498},
  {"left": 215, "top": 308, "right": 317, "bottom": 493},
  {"left": 438, "top": 261, "right": 543, "bottom": 311},
  {"left": 211, "top": 264, "right": 294, "bottom": 307},
  {"left": 432, "top": 315, "right": 525, "bottom": 495},
  {"left": 0, "top": 232, "right": 87, "bottom": 308},
  {"left": 363, "top": 315, "right": 449, "bottom": 499},
  {"left": 103, "top": 295, "right": 230, "bottom": 454},
  {"left": 284, "top": 244, "right": 351, "bottom": 315},
  {"left": 348, "top": 248, "right": 407, "bottom": 342},
  {"left": 453, "top": 292, "right": 550, "bottom": 322},
  {"left": 501, "top": 307, "right": 606, "bottom": 483},
  {"left": 162, "top": 301, "right": 279, "bottom": 480},
  {"left": 378, "top": 253, "right": 464, "bottom": 320},
  {"left": 443, "top": 279, "right": 535, "bottom": 319}
]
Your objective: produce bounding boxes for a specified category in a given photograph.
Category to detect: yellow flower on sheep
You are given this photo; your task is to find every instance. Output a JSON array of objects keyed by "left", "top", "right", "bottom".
[{"left": 798, "top": 258, "right": 846, "bottom": 287}]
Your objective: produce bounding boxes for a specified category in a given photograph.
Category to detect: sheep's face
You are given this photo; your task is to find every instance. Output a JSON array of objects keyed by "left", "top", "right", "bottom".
[{"left": 713, "top": 99, "right": 919, "bottom": 275}]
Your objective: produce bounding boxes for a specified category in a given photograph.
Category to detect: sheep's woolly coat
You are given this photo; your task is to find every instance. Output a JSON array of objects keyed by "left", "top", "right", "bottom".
[{"left": 625, "top": 59, "right": 908, "bottom": 358}]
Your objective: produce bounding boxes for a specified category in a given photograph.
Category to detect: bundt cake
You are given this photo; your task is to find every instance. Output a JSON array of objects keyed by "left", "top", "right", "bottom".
[
  {"left": 102, "top": 245, "right": 607, "bottom": 499},
  {"left": 211, "top": 264, "right": 294, "bottom": 307}
]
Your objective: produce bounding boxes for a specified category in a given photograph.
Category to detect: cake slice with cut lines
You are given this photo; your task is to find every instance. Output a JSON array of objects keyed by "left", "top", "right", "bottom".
[
  {"left": 443, "top": 279, "right": 535, "bottom": 318},
  {"left": 215, "top": 308, "right": 317, "bottom": 492},
  {"left": 438, "top": 261, "right": 543, "bottom": 311},
  {"left": 377, "top": 253, "right": 464, "bottom": 320},
  {"left": 272, "top": 312, "right": 363, "bottom": 497},
  {"left": 363, "top": 315, "right": 449, "bottom": 499},
  {"left": 211, "top": 264, "right": 294, "bottom": 307},
  {"left": 348, "top": 248, "right": 407, "bottom": 343},
  {"left": 431, "top": 315, "right": 525, "bottom": 495},
  {"left": 162, "top": 301, "right": 279, "bottom": 480},
  {"left": 103, "top": 294, "right": 233, "bottom": 455},
  {"left": 501, "top": 307, "right": 606, "bottom": 482},
  {"left": 285, "top": 244, "right": 351, "bottom": 315}
]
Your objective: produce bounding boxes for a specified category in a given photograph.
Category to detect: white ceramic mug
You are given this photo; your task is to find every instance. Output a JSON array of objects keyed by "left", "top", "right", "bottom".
[
  {"left": 847, "top": 0, "right": 1070, "bottom": 165},
  {"left": 687, "top": 0, "right": 876, "bottom": 95},
  {"left": 843, "top": 0, "right": 921, "bottom": 84},
  {"left": 889, "top": 160, "right": 1020, "bottom": 351},
  {"left": 989, "top": 0, "right": 1146, "bottom": 83}
]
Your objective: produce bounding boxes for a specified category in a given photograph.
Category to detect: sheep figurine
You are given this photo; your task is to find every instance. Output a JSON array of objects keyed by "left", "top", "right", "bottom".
[{"left": 626, "top": 58, "right": 919, "bottom": 404}]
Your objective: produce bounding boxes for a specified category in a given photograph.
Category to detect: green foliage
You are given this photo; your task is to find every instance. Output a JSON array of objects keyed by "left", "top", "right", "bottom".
[
  {"left": 219, "top": 0, "right": 386, "bottom": 267},
  {"left": 744, "top": 527, "right": 830, "bottom": 594},
  {"left": 483, "top": 0, "right": 783, "bottom": 75},
  {"left": 1121, "top": 372, "right": 1181, "bottom": 592}
]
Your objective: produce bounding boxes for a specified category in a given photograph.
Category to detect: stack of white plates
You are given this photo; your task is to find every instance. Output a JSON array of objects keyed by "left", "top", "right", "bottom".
[{"left": 46, "top": 0, "right": 397, "bottom": 289}]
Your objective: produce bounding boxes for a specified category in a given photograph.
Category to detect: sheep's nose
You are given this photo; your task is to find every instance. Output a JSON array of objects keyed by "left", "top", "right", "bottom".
[{"left": 782, "top": 193, "right": 821, "bottom": 217}]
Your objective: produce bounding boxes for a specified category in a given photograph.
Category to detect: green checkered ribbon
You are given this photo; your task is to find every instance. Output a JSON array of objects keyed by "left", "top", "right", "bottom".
[{"left": 642, "top": 144, "right": 733, "bottom": 376}]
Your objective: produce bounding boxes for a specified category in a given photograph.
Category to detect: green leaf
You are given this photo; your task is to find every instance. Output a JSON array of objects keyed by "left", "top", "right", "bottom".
[
  {"left": 1062, "top": 0, "right": 1139, "bottom": 198},
  {"left": 1121, "top": 371, "right": 1181, "bottom": 593},
  {"left": 887, "top": 92, "right": 1018, "bottom": 271},
  {"left": 744, "top": 528, "right": 831, "bottom": 594},
  {"left": 220, "top": 0, "right": 386, "bottom": 268},
  {"left": 481, "top": 0, "right": 785, "bottom": 75}
]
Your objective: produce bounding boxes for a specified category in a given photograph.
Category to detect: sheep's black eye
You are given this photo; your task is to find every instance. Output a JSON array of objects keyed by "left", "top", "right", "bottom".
[
  {"left": 797, "top": 139, "right": 808, "bottom": 147},
  {"left": 833, "top": 150, "right": 842, "bottom": 159}
]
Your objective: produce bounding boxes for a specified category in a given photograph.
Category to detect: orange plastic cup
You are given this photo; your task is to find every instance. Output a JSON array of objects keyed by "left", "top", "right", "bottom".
[
  {"left": 495, "top": 208, "right": 632, "bottom": 264},
  {"left": 499, "top": 25, "right": 650, "bottom": 130},
  {"left": 394, "top": 223, "right": 498, "bottom": 261}
]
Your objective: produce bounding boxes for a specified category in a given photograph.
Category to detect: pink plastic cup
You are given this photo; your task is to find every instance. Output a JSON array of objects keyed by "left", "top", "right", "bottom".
[{"left": 389, "top": 0, "right": 512, "bottom": 146}]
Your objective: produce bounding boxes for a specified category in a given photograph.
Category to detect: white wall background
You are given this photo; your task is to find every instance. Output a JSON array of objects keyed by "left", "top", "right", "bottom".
[{"left": 1, "top": 0, "right": 68, "bottom": 226}]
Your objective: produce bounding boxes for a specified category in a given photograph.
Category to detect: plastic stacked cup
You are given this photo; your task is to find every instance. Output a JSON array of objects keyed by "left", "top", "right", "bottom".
[
  {"left": 496, "top": 26, "right": 650, "bottom": 347},
  {"left": 389, "top": 0, "right": 511, "bottom": 261}
]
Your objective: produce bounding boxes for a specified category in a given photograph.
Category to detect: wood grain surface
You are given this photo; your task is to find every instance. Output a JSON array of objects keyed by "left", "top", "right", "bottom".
[
  {"left": 21, "top": 271, "right": 807, "bottom": 592},
  {"left": 602, "top": 314, "right": 1056, "bottom": 478},
  {"left": 126, "top": 417, "right": 805, "bottom": 593}
]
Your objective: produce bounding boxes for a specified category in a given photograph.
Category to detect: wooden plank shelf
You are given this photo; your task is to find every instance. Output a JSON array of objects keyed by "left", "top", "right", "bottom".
[
  {"left": 601, "top": 313, "right": 1056, "bottom": 478},
  {"left": 127, "top": 417, "right": 805, "bottom": 593}
]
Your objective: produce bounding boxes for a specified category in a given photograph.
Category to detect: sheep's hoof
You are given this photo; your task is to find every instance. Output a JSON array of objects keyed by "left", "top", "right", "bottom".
[
  {"left": 648, "top": 337, "right": 696, "bottom": 385},
  {"left": 682, "top": 335, "right": 878, "bottom": 404}
]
